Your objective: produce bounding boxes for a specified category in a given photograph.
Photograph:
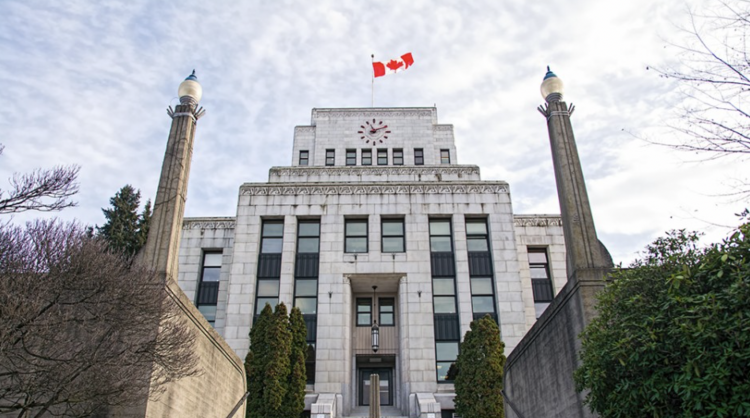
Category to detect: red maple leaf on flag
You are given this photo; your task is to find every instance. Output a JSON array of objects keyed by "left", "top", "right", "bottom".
[{"left": 386, "top": 60, "right": 404, "bottom": 71}]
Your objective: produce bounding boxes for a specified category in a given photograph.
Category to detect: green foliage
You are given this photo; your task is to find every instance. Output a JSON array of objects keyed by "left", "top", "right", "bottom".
[
  {"left": 575, "top": 225, "right": 750, "bottom": 417},
  {"left": 284, "top": 307, "right": 307, "bottom": 418},
  {"left": 246, "top": 303, "right": 307, "bottom": 418},
  {"left": 97, "top": 185, "right": 151, "bottom": 257},
  {"left": 454, "top": 315, "right": 506, "bottom": 418}
]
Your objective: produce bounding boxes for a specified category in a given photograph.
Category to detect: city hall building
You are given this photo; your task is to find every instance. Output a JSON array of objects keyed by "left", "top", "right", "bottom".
[{"left": 176, "top": 107, "right": 566, "bottom": 417}]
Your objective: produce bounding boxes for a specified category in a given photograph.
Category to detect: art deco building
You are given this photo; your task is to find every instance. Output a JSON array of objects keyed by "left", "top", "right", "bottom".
[{"left": 176, "top": 106, "right": 566, "bottom": 418}]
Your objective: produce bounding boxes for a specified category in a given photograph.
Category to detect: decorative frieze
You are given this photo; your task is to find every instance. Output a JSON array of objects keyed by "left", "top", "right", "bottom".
[
  {"left": 240, "top": 182, "right": 508, "bottom": 196},
  {"left": 433, "top": 125, "right": 453, "bottom": 132},
  {"left": 513, "top": 215, "right": 563, "bottom": 227},
  {"left": 182, "top": 218, "right": 236, "bottom": 230},
  {"left": 269, "top": 165, "right": 479, "bottom": 177}
]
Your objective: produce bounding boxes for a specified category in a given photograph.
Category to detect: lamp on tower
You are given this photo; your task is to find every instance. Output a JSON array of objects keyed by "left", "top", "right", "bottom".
[
  {"left": 371, "top": 286, "right": 379, "bottom": 353},
  {"left": 540, "top": 66, "right": 564, "bottom": 103}
]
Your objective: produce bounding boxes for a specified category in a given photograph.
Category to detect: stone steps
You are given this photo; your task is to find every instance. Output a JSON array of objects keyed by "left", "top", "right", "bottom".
[{"left": 344, "top": 405, "right": 408, "bottom": 417}]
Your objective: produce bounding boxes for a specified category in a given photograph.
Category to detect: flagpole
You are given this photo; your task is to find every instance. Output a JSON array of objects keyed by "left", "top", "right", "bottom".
[{"left": 371, "top": 54, "right": 374, "bottom": 107}]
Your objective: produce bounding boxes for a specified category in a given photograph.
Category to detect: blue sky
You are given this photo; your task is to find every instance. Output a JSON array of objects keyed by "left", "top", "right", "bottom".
[{"left": 1, "top": 0, "right": 746, "bottom": 264}]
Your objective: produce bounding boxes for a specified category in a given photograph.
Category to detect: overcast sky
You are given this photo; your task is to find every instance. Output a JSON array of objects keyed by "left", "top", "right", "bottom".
[{"left": 1, "top": 0, "right": 746, "bottom": 265}]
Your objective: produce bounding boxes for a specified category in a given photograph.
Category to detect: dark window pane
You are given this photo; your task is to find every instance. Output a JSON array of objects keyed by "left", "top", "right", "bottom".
[
  {"left": 261, "top": 237, "right": 283, "bottom": 253},
  {"left": 263, "top": 223, "right": 284, "bottom": 237},
  {"left": 440, "top": 149, "right": 450, "bottom": 164},
  {"left": 465, "top": 221, "right": 487, "bottom": 235},
  {"left": 346, "top": 149, "right": 356, "bottom": 165},
  {"left": 382, "top": 237, "right": 404, "bottom": 253},
  {"left": 436, "top": 342, "right": 459, "bottom": 361},
  {"left": 379, "top": 300, "right": 394, "bottom": 312},
  {"left": 346, "top": 237, "right": 367, "bottom": 253},
  {"left": 433, "top": 296, "right": 456, "bottom": 313},
  {"left": 437, "top": 362, "right": 456, "bottom": 381},
  {"left": 429, "top": 220, "right": 451, "bottom": 235},
  {"left": 257, "top": 280, "right": 280, "bottom": 297},
  {"left": 202, "top": 267, "right": 220, "bottom": 282},
  {"left": 358, "top": 313, "right": 371, "bottom": 326},
  {"left": 382, "top": 221, "right": 404, "bottom": 235},
  {"left": 393, "top": 149, "right": 403, "bottom": 165},
  {"left": 357, "top": 299, "right": 372, "bottom": 312},
  {"left": 433, "top": 278, "right": 455, "bottom": 295},
  {"left": 414, "top": 148, "right": 424, "bottom": 165},
  {"left": 470, "top": 277, "right": 493, "bottom": 295},
  {"left": 528, "top": 251, "right": 548, "bottom": 263},
  {"left": 296, "top": 280, "right": 317, "bottom": 297},
  {"left": 203, "top": 252, "right": 223, "bottom": 266},
  {"left": 298, "top": 237, "right": 319, "bottom": 253},
  {"left": 299, "top": 150, "right": 309, "bottom": 166},
  {"left": 472, "top": 296, "right": 495, "bottom": 313},
  {"left": 430, "top": 237, "right": 452, "bottom": 252},
  {"left": 198, "top": 305, "right": 216, "bottom": 323},
  {"left": 467, "top": 238, "right": 489, "bottom": 252},
  {"left": 295, "top": 298, "right": 318, "bottom": 314},
  {"left": 299, "top": 223, "right": 320, "bottom": 237},
  {"left": 531, "top": 266, "right": 549, "bottom": 279},
  {"left": 346, "top": 221, "right": 367, "bottom": 235},
  {"left": 256, "top": 298, "right": 278, "bottom": 314}
]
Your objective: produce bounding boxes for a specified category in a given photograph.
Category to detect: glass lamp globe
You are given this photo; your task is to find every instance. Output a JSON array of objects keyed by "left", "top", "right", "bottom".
[
  {"left": 178, "top": 70, "right": 202, "bottom": 105},
  {"left": 540, "top": 67, "right": 564, "bottom": 102}
]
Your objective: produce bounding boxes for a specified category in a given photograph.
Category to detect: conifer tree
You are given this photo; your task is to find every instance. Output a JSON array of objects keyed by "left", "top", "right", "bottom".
[
  {"left": 97, "top": 185, "right": 151, "bottom": 257},
  {"left": 284, "top": 307, "right": 308, "bottom": 417},
  {"left": 454, "top": 315, "right": 506, "bottom": 418},
  {"left": 246, "top": 304, "right": 272, "bottom": 418}
]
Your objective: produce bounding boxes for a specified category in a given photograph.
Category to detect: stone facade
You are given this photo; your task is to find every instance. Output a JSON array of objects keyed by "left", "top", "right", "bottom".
[{"left": 177, "top": 107, "right": 566, "bottom": 418}]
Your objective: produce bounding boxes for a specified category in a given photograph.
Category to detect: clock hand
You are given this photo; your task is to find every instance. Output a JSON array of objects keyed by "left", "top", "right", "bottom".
[{"left": 369, "top": 125, "right": 389, "bottom": 133}]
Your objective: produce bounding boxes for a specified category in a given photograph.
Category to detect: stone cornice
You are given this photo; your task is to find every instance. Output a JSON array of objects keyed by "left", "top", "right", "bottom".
[
  {"left": 182, "top": 217, "right": 236, "bottom": 230},
  {"left": 269, "top": 165, "right": 479, "bottom": 177},
  {"left": 433, "top": 124, "right": 453, "bottom": 132},
  {"left": 513, "top": 215, "right": 563, "bottom": 227},
  {"left": 240, "top": 182, "right": 508, "bottom": 196}
]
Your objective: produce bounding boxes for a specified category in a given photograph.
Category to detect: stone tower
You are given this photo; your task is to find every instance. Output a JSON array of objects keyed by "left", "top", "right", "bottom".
[{"left": 140, "top": 71, "right": 206, "bottom": 279}]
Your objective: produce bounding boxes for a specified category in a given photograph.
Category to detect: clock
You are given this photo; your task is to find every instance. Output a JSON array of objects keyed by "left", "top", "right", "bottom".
[{"left": 357, "top": 118, "right": 391, "bottom": 145}]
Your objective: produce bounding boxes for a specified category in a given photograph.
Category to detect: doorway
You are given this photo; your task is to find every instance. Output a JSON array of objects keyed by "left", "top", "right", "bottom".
[{"left": 359, "top": 368, "right": 392, "bottom": 406}]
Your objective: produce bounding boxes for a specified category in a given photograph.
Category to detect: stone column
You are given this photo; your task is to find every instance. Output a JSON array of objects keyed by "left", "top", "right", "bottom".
[
  {"left": 539, "top": 69, "right": 611, "bottom": 324},
  {"left": 140, "top": 101, "right": 202, "bottom": 280}
]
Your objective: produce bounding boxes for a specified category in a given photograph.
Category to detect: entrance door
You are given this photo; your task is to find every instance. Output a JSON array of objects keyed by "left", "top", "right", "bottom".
[{"left": 359, "top": 368, "right": 392, "bottom": 406}]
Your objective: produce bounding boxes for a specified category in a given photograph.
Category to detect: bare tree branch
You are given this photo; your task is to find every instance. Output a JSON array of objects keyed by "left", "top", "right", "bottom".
[
  {"left": 0, "top": 220, "right": 198, "bottom": 416},
  {"left": 0, "top": 144, "right": 80, "bottom": 214}
]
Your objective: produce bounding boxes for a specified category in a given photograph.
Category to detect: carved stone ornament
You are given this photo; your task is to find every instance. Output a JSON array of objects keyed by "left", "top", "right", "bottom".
[
  {"left": 513, "top": 215, "right": 563, "bottom": 227},
  {"left": 240, "top": 183, "right": 508, "bottom": 196},
  {"left": 182, "top": 218, "right": 236, "bottom": 230}
]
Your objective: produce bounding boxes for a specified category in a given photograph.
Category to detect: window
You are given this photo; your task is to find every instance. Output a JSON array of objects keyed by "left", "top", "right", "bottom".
[
  {"left": 346, "top": 149, "right": 357, "bottom": 166},
  {"left": 466, "top": 219, "right": 489, "bottom": 252},
  {"left": 429, "top": 219, "right": 453, "bottom": 252},
  {"left": 381, "top": 218, "right": 405, "bottom": 253},
  {"left": 440, "top": 149, "right": 450, "bottom": 164},
  {"left": 377, "top": 148, "right": 388, "bottom": 165},
  {"left": 379, "top": 298, "right": 394, "bottom": 326},
  {"left": 393, "top": 149, "right": 403, "bottom": 165},
  {"left": 325, "top": 149, "right": 335, "bottom": 166},
  {"left": 414, "top": 148, "right": 424, "bottom": 165},
  {"left": 436, "top": 341, "right": 459, "bottom": 381},
  {"left": 357, "top": 298, "right": 372, "bottom": 326},
  {"left": 297, "top": 222, "right": 320, "bottom": 254},
  {"left": 345, "top": 218, "right": 368, "bottom": 253},
  {"left": 529, "top": 248, "right": 554, "bottom": 303},
  {"left": 295, "top": 221, "right": 320, "bottom": 314},
  {"left": 361, "top": 149, "right": 372, "bottom": 166},
  {"left": 471, "top": 277, "right": 495, "bottom": 314},
  {"left": 299, "top": 150, "right": 309, "bottom": 166},
  {"left": 197, "top": 252, "right": 222, "bottom": 324},
  {"left": 256, "top": 221, "right": 283, "bottom": 314},
  {"left": 260, "top": 221, "right": 283, "bottom": 254}
]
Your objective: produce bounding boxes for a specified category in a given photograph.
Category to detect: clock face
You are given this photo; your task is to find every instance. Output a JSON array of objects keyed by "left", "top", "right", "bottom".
[{"left": 357, "top": 118, "right": 391, "bottom": 145}]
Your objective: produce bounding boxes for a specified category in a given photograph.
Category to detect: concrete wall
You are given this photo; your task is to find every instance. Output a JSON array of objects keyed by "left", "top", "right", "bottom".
[
  {"left": 503, "top": 279, "right": 603, "bottom": 418},
  {"left": 143, "top": 282, "right": 247, "bottom": 418}
]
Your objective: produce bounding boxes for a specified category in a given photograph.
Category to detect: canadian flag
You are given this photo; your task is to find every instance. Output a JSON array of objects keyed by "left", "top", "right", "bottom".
[{"left": 373, "top": 53, "right": 415, "bottom": 78}]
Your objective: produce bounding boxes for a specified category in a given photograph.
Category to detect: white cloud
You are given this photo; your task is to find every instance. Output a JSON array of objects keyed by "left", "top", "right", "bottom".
[{"left": 0, "top": 0, "right": 742, "bottom": 265}]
